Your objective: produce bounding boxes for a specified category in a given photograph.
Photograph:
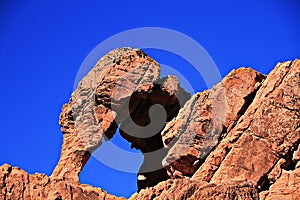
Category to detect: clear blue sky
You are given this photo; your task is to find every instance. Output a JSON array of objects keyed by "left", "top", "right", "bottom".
[{"left": 0, "top": 0, "right": 299, "bottom": 198}]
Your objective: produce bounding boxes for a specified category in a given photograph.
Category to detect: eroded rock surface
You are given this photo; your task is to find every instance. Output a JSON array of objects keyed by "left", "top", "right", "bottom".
[
  {"left": 0, "top": 48, "right": 299, "bottom": 200},
  {"left": 53, "top": 48, "right": 162, "bottom": 182},
  {"left": 191, "top": 60, "right": 300, "bottom": 187},
  {"left": 161, "top": 68, "right": 265, "bottom": 178},
  {"left": 0, "top": 164, "right": 124, "bottom": 200},
  {"left": 130, "top": 179, "right": 259, "bottom": 200}
]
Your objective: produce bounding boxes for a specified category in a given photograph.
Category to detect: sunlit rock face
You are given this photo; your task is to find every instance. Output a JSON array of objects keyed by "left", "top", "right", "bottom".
[{"left": 0, "top": 48, "right": 299, "bottom": 200}]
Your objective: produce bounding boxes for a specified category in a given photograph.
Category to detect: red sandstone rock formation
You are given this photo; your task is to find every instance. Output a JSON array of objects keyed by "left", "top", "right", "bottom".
[{"left": 0, "top": 48, "right": 299, "bottom": 199}]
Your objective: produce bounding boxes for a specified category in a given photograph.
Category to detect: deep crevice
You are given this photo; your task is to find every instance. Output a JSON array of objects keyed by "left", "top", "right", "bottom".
[
  {"left": 257, "top": 173, "right": 271, "bottom": 192},
  {"left": 281, "top": 141, "right": 300, "bottom": 171},
  {"left": 258, "top": 141, "right": 300, "bottom": 193},
  {"left": 70, "top": 185, "right": 73, "bottom": 200},
  {"left": 228, "top": 79, "right": 262, "bottom": 133},
  {"left": 190, "top": 124, "right": 228, "bottom": 178}
]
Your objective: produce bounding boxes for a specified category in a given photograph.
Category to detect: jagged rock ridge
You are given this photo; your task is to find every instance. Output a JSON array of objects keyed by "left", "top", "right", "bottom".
[{"left": 0, "top": 48, "right": 299, "bottom": 200}]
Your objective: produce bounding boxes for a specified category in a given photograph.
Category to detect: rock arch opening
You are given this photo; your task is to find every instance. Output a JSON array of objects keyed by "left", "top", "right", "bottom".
[
  {"left": 118, "top": 82, "right": 190, "bottom": 191},
  {"left": 51, "top": 48, "right": 190, "bottom": 196},
  {"left": 78, "top": 129, "right": 143, "bottom": 198}
]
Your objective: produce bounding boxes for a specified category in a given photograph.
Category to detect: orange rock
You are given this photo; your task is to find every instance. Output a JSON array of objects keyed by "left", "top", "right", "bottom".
[{"left": 0, "top": 48, "right": 299, "bottom": 199}]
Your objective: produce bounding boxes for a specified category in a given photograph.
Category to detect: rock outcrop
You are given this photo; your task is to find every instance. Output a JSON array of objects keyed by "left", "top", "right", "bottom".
[
  {"left": 161, "top": 67, "right": 265, "bottom": 178},
  {"left": 0, "top": 164, "right": 123, "bottom": 200},
  {"left": 0, "top": 48, "right": 299, "bottom": 199}
]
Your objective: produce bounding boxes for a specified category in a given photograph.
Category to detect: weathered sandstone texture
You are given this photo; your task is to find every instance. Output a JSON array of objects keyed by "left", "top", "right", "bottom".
[{"left": 0, "top": 48, "right": 299, "bottom": 199}]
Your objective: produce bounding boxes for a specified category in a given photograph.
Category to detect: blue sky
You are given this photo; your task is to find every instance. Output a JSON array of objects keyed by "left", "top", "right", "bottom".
[{"left": 0, "top": 0, "right": 299, "bottom": 198}]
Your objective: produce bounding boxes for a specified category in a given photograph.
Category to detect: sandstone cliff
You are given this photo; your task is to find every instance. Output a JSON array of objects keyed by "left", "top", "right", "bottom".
[{"left": 0, "top": 48, "right": 299, "bottom": 200}]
